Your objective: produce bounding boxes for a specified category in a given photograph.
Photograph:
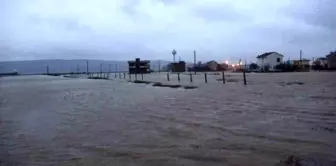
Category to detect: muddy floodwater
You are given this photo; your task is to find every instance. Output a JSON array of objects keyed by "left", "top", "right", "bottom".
[{"left": 1, "top": 72, "right": 336, "bottom": 166}]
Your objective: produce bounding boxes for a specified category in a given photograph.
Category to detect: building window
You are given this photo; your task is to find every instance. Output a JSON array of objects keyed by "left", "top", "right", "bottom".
[{"left": 277, "top": 58, "right": 280, "bottom": 62}]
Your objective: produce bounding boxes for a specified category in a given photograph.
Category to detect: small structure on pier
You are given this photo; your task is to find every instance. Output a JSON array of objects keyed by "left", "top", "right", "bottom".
[
  {"left": 128, "top": 58, "right": 151, "bottom": 74},
  {"left": 170, "top": 61, "right": 186, "bottom": 72}
]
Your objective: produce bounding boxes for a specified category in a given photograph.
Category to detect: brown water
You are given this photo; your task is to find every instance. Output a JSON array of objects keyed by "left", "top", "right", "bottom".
[{"left": 1, "top": 73, "right": 336, "bottom": 166}]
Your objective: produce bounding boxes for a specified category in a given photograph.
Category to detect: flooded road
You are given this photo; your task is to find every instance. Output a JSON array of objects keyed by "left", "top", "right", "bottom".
[{"left": 1, "top": 73, "right": 336, "bottom": 166}]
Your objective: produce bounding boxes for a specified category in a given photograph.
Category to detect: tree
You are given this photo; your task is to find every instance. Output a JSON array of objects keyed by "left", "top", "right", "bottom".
[
  {"left": 312, "top": 61, "right": 323, "bottom": 70},
  {"left": 217, "top": 64, "right": 228, "bottom": 71},
  {"left": 326, "top": 51, "right": 336, "bottom": 57},
  {"left": 275, "top": 63, "right": 299, "bottom": 72},
  {"left": 249, "top": 63, "right": 259, "bottom": 70}
]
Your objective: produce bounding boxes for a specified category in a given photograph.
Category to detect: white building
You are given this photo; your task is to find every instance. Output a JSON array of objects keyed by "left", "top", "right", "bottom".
[
  {"left": 256, "top": 52, "right": 284, "bottom": 71},
  {"left": 314, "top": 57, "right": 328, "bottom": 68}
]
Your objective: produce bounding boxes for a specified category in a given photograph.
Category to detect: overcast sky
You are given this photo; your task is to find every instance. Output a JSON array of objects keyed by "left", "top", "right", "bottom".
[{"left": 1, "top": 0, "right": 335, "bottom": 62}]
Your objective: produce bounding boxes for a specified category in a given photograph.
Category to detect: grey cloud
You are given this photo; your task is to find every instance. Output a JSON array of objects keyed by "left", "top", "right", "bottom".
[
  {"left": 28, "top": 15, "right": 92, "bottom": 32},
  {"left": 288, "top": 29, "right": 336, "bottom": 47},
  {"left": 236, "top": 21, "right": 336, "bottom": 59},
  {"left": 307, "top": 0, "right": 336, "bottom": 30},
  {"left": 289, "top": 0, "right": 336, "bottom": 30},
  {"left": 120, "top": 1, "right": 139, "bottom": 15},
  {"left": 1, "top": 0, "right": 335, "bottom": 62},
  {"left": 159, "top": 0, "right": 179, "bottom": 5},
  {"left": 194, "top": 3, "right": 249, "bottom": 22}
]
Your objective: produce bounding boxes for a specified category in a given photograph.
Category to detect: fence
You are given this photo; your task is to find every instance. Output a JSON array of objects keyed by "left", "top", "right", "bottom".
[{"left": 80, "top": 71, "right": 248, "bottom": 85}]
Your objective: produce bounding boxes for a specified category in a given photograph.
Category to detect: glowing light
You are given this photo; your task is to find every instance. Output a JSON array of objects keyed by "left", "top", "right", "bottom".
[
  {"left": 232, "top": 64, "right": 235, "bottom": 67},
  {"left": 225, "top": 60, "right": 229, "bottom": 64}
]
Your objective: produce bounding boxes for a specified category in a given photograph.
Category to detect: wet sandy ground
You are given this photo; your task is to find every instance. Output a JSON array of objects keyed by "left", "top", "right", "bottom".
[{"left": 1, "top": 72, "right": 336, "bottom": 166}]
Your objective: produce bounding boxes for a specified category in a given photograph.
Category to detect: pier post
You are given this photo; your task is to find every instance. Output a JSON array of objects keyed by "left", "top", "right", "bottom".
[
  {"left": 222, "top": 72, "right": 225, "bottom": 84},
  {"left": 243, "top": 70, "right": 247, "bottom": 85}
]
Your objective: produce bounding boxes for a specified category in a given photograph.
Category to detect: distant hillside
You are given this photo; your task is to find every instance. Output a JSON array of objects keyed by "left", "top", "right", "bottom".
[{"left": 0, "top": 59, "right": 171, "bottom": 75}]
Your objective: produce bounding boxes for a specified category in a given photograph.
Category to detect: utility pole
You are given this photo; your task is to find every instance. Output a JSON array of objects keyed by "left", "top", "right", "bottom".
[
  {"left": 114, "top": 64, "right": 117, "bottom": 78},
  {"left": 300, "top": 50, "right": 303, "bottom": 68},
  {"left": 109, "top": 64, "right": 112, "bottom": 73},
  {"left": 46, "top": 65, "right": 49, "bottom": 75},
  {"left": 86, "top": 60, "right": 89, "bottom": 75},
  {"left": 158, "top": 60, "right": 161, "bottom": 73},
  {"left": 194, "top": 50, "right": 196, "bottom": 74},
  {"left": 243, "top": 60, "right": 247, "bottom": 85},
  {"left": 100, "top": 63, "right": 103, "bottom": 74},
  {"left": 77, "top": 64, "right": 79, "bottom": 74}
]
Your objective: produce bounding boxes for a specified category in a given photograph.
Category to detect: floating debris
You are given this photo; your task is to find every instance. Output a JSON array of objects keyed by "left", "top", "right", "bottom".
[
  {"left": 183, "top": 86, "right": 198, "bottom": 89},
  {"left": 129, "top": 80, "right": 198, "bottom": 89},
  {"left": 47, "top": 74, "right": 62, "bottom": 76},
  {"left": 309, "top": 96, "right": 336, "bottom": 100},
  {"left": 63, "top": 75, "right": 80, "bottom": 78},
  {"left": 311, "top": 126, "right": 336, "bottom": 133},
  {"left": 278, "top": 81, "right": 305, "bottom": 86},
  {"left": 179, "top": 155, "right": 225, "bottom": 163},
  {"left": 152, "top": 82, "right": 181, "bottom": 88},
  {"left": 130, "top": 80, "right": 152, "bottom": 84},
  {"left": 276, "top": 155, "right": 336, "bottom": 166},
  {"left": 208, "top": 73, "right": 220, "bottom": 75},
  {"left": 216, "top": 78, "right": 240, "bottom": 82},
  {"left": 88, "top": 77, "right": 108, "bottom": 80}
]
